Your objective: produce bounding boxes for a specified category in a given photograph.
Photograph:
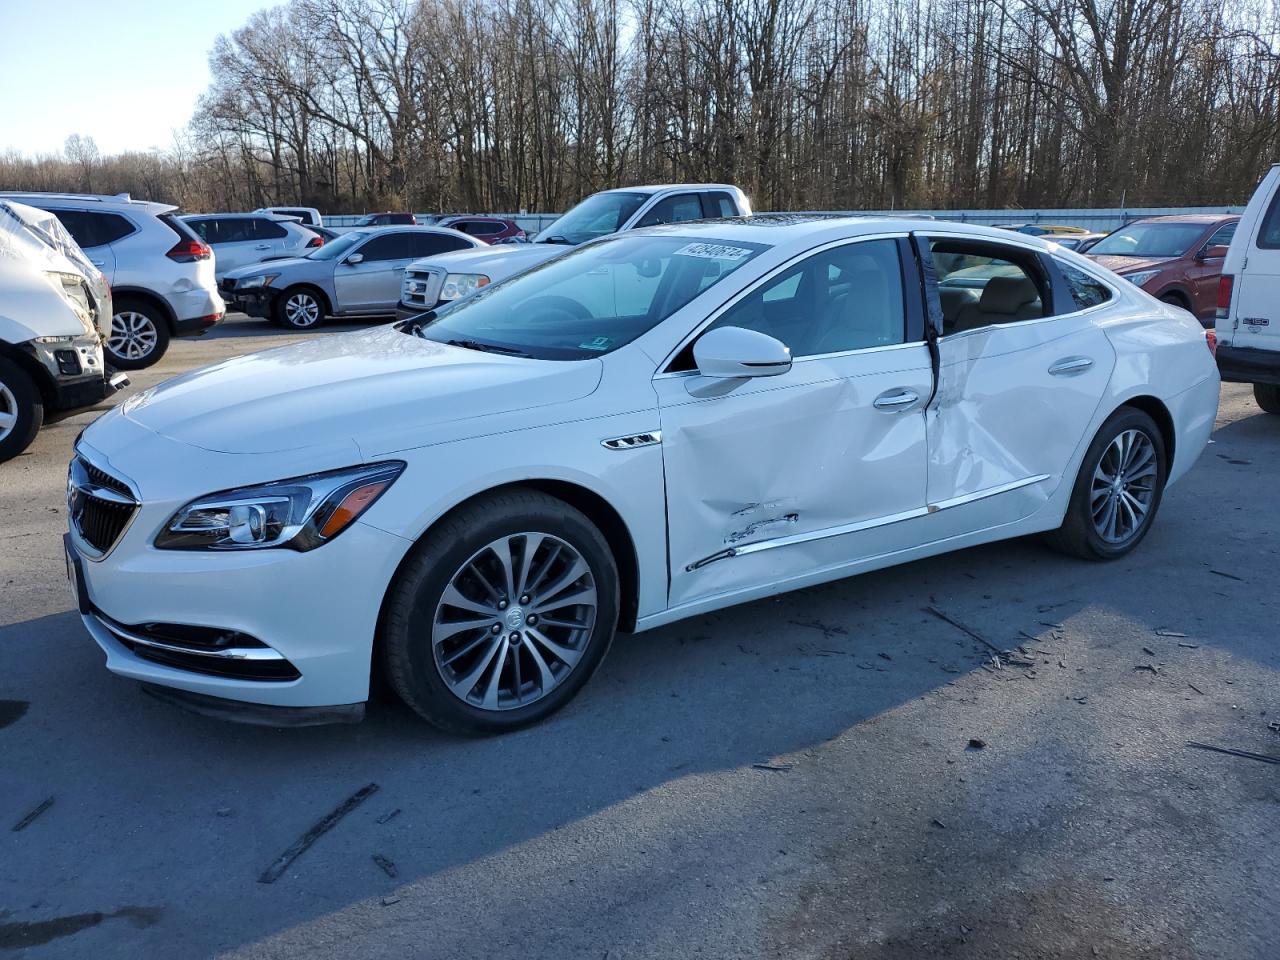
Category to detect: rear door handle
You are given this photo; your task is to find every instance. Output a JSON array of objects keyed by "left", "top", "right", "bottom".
[
  {"left": 1049, "top": 357, "right": 1094, "bottom": 376},
  {"left": 873, "top": 388, "right": 919, "bottom": 410},
  {"left": 89, "top": 259, "right": 105, "bottom": 266},
  {"left": 254, "top": 244, "right": 271, "bottom": 250}
]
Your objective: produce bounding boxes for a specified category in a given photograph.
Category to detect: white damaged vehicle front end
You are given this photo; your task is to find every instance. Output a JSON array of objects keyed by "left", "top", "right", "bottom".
[{"left": 0, "top": 202, "right": 124, "bottom": 462}]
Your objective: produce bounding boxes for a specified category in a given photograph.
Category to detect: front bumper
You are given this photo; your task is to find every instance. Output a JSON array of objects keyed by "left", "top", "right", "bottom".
[
  {"left": 221, "top": 284, "right": 275, "bottom": 319},
  {"left": 1216, "top": 342, "right": 1280, "bottom": 386},
  {"left": 67, "top": 443, "right": 412, "bottom": 710},
  {"left": 25, "top": 334, "right": 125, "bottom": 414}
]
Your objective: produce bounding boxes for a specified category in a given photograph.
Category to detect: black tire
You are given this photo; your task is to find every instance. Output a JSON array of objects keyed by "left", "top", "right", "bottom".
[
  {"left": 0, "top": 356, "right": 43, "bottom": 463},
  {"left": 107, "top": 297, "right": 170, "bottom": 369},
  {"left": 1044, "top": 407, "right": 1168, "bottom": 561},
  {"left": 381, "top": 488, "right": 619, "bottom": 734},
  {"left": 274, "top": 286, "right": 327, "bottom": 330},
  {"left": 1158, "top": 293, "right": 1188, "bottom": 309},
  {"left": 1254, "top": 383, "right": 1280, "bottom": 415}
]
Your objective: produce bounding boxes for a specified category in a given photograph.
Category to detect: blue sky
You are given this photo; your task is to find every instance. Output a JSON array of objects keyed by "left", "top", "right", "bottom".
[{"left": 0, "top": 0, "right": 275, "bottom": 156}]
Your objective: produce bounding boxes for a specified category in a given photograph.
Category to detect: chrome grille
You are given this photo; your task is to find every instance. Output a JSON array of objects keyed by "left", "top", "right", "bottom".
[{"left": 68, "top": 456, "right": 138, "bottom": 556}]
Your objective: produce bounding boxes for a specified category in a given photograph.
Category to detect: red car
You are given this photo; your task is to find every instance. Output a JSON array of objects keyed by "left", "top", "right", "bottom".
[
  {"left": 1086, "top": 214, "right": 1239, "bottom": 325},
  {"left": 435, "top": 216, "right": 527, "bottom": 244}
]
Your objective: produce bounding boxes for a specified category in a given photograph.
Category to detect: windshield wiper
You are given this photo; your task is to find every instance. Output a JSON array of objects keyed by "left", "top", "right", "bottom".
[
  {"left": 445, "top": 338, "right": 529, "bottom": 357},
  {"left": 395, "top": 311, "right": 438, "bottom": 336},
  {"left": 539, "top": 235, "right": 574, "bottom": 245}
]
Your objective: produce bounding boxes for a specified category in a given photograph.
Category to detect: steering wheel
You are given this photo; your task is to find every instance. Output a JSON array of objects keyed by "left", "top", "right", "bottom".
[{"left": 520, "top": 295, "right": 591, "bottom": 324}]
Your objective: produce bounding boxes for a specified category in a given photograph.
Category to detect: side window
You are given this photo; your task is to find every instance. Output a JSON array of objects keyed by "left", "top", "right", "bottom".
[
  {"left": 253, "top": 218, "right": 289, "bottom": 240},
  {"left": 704, "top": 239, "right": 907, "bottom": 358},
  {"left": 408, "top": 233, "right": 474, "bottom": 257},
  {"left": 51, "top": 210, "right": 134, "bottom": 248},
  {"left": 1055, "top": 260, "right": 1113, "bottom": 310},
  {"left": 929, "top": 239, "right": 1047, "bottom": 334},
  {"left": 185, "top": 218, "right": 212, "bottom": 242},
  {"left": 702, "top": 192, "right": 739, "bottom": 218},
  {"left": 1261, "top": 190, "right": 1280, "bottom": 249},
  {"left": 637, "top": 194, "right": 704, "bottom": 228},
  {"left": 210, "top": 219, "right": 252, "bottom": 244},
  {"left": 468, "top": 221, "right": 503, "bottom": 235},
  {"left": 358, "top": 233, "right": 413, "bottom": 261},
  {"left": 1201, "top": 222, "right": 1235, "bottom": 251}
]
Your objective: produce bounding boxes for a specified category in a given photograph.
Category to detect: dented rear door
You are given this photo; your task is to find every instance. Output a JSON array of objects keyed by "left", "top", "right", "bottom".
[{"left": 656, "top": 235, "right": 932, "bottom": 608}]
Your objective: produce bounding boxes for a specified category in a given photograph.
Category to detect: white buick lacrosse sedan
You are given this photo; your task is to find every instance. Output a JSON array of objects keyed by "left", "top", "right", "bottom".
[{"left": 66, "top": 216, "right": 1219, "bottom": 732}]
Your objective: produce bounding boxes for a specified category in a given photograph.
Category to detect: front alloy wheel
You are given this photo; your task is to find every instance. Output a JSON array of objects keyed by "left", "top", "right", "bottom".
[
  {"left": 277, "top": 288, "right": 323, "bottom": 329},
  {"left": 433, "top": 534, "right": 597, "bottom": 710},
  {"left": 382, "top": 488, "right": 619, "bottom": 734}
]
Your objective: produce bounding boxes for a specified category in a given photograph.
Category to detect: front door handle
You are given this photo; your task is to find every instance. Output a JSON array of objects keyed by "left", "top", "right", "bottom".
[
  {"left": 1049, "top": 357, "right": 1094, "bottom": 376},
  {"left": 254, "top": 244, "right": 271, "bottom": 250},
  {"left": 89, "top": 259, "right": 105, "bottom": 266},
  {"left": 873, "top": 388, "right": 920, "bottom": 411}
]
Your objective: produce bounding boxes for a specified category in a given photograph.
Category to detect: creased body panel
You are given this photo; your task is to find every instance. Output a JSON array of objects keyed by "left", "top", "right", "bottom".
[
  {"left": 657, "top": 345, "right": 933, "bottom": 607},
  {"left": 928, "top": 317, "right": 1116, "bottom": 518}
]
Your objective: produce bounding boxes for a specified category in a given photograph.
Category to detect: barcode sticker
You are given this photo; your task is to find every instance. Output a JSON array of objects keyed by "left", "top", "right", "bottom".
[{"left": 673, "top": 243, "right": 753, "bottom": 261}]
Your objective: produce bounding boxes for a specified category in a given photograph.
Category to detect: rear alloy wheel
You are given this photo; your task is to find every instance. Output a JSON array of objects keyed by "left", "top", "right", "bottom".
[
  {"left": 382, "top": 488, "right": 619, "bottom": 734},
  {"left": 0, "top": 357, "right": 42, "bottom": 463},
  {"left": 1254, "top": 383, "right": 1280, "bottom": 415},
  {"left": 1045, "top": 407, "right": 1167, "bottom": 560},
  {"left": 108, "top": 299, "right": 170, "bottom": 369},
  {"left": 275, "top": 288, "right": 324, "bottom": 329}
]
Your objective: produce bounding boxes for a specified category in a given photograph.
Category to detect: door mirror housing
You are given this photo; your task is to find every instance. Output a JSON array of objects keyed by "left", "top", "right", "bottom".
[
  {"left": 1199, "top": 244, "right": 1229, "bottom": 261},
  {"left": 344, "top": 253, "right": 364, "bottom": 265},
  {"left": 693, "top": 326, "right": 792, "bottom": 379}
]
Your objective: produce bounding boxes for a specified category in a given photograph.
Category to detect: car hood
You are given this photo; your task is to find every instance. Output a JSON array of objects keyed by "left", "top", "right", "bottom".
[
  {"left": 407, "top": 243, "right": 566, "bottom": 279},
  {"left": 223, "top": 257, "right": 315, "bottom": 280},
  {"left": 1087, "top": 254, "right": 1175, "bottom": 275},
  {"left": 119, "top": 324, "right": 603, "bottom": 456}
]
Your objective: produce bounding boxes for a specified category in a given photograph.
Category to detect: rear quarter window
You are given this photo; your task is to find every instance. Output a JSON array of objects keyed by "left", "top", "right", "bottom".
[{"left": 1055, "top": 260, "right": 1114, "bottom": 310}]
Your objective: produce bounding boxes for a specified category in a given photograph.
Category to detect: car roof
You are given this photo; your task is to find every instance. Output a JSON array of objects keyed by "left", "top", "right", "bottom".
[
  {"left": 629, "top": 214, "right": 1055, "bottom": 248},
  {"left": 600, "top": 184, "right": 740, "bottom": 196},
  {"left": 182, "top": 212, "right": 300, "bottom": 222},
  {"left": 1132, "top": 213, "right": 1239, "bottom": 225},
  {"left": 0, "top": 191, "right": 176, "bottom": 215}
]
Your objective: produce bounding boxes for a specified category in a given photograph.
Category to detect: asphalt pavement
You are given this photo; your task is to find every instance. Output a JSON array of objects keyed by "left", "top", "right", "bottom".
[{"left": 1, "top": 316, "right": 1277, "bottom": 959}]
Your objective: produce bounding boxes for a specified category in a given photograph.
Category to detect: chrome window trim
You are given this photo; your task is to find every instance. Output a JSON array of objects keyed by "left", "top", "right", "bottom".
[
  {"left": 655, "top": 231, "right": 913, "bottom": 376},
  {"left": 685, "top": 474, "right": 1051, "bottom": 570}
]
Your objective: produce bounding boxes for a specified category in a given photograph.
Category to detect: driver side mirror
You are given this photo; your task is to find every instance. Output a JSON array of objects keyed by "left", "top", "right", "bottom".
[
  {"left": 693, "top": 326, "right": 792, "bottom": 379},
  {"left": 1198, "top": 244, "right": 1229, "bottom": 261},
  {"left": 344, "top": 253, "right": 364, "bottom": 265}
]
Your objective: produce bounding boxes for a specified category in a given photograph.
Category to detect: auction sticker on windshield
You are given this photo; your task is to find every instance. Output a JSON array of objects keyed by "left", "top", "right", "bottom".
[{"left": 673, "top": 243, "right": 754, "bottom": 261}]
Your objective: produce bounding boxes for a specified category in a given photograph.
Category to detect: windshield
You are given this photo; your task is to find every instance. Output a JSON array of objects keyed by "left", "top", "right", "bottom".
[
  {"left": 308, "top": 231, "right": 367, "bottom": 260},
  {"left": 1090, "top": 222, "right": 1206, "bottom": 258},
  {"left": 413, "top": 234, "right": 768, "bottom": 360},
  {"left": 536, "top": 192, "right": 649, "bottom": 245}
]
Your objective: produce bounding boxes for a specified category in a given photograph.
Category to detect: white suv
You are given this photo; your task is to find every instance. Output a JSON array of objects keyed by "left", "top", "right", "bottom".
[
  {"left": 1216, "top": 163, "right": 1280, "bottom": 413},
  {"left": 182, "top": 213, "right": 323, "bottom": 279},
  {"left": 0, "top": 193, "right": 224, "bottom": 369}
]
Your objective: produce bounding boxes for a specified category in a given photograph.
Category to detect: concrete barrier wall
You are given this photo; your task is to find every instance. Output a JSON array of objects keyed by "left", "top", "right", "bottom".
[{"left": 323, "top": 205, "right": 1244, "bottom": 235}]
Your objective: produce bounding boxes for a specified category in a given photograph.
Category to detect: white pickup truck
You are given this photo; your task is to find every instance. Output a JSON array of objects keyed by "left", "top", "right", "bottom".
[
  {"left": 1216, "top": 163, "right": 1280, "bottom": 413},
  {"left": 396, "top": 184, "right": 751, "bottom": 319}
]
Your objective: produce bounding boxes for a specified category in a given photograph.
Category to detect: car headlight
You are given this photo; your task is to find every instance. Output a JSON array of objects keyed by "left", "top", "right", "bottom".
[
  {"left": 1122, "top": 270, "right": 1160, "bottom": 288},
  {"left": 236, "top": 274, "right": 278, "bottom": 290},
  {"left": 44, "top": 271, "right": 95, "bottom": 333},
  {"left": 439, "top": 273, "right": 490, "bottom": 300},
  {"left": 155, "top": 462, "right": 404, "bottom": 551}
]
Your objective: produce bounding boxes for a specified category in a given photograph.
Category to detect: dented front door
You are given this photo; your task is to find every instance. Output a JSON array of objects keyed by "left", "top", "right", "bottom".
[{"left": 655, "top": 346, "right": 933, "bottom": 608}]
